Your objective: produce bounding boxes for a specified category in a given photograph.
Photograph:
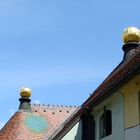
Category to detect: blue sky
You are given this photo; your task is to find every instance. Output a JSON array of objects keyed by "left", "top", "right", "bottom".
[{"left": 0, "top": 0, "right": 140, "bottom": 128}]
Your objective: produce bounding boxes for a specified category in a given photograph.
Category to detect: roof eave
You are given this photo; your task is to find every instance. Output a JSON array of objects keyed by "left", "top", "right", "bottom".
[{"left": 52, "top": 50, "right": 140, "bottom": 140}]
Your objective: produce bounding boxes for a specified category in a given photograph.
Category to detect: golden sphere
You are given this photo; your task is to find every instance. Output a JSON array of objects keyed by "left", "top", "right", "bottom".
[
  {"left": 20, "top": 87, "right": 32, "bottom": 98},
  {"left": 122, "top": 27, "right": 140, "bottom": 43}
]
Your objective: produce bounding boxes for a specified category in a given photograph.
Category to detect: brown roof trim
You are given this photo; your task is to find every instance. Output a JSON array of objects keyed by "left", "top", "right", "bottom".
[
  {"left": 52, "top": 48, "right": 140, "bottom": 140},
  {"left": 83, "top": 49, "right": 140, "bottom": 110}
]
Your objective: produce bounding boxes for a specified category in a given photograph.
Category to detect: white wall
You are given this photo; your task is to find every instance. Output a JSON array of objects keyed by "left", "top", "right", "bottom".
[
  {"left": 61, "top": 121, "right": 82, "bottom": 140},
  {"left": 92, "top": 92, "right": 125, "bottom": 140},
  {"left": 125, "top": 125, "right": 140, "bottom": 140}
]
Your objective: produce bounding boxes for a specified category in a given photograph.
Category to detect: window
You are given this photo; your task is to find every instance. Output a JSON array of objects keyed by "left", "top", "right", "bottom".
[
  {"left": 82, "top": 114, "right": 95, "bottom": 140},
  {"left": 99, "top": 110, "right": 112, "bottom": 138}
]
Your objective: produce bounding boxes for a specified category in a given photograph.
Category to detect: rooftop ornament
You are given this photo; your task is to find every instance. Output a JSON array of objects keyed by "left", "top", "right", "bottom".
[
  {"left": 122, "top": 26, "right": 140, "bottom": 43},
  {"left": 19, "top": 87, "right": 32, "bottom": 111},
  {"left": 122, "top": 26, "right": 140, "bottom": 61},
  {"left": 20, "top": 87, "right": 32, "bottom": 98}
]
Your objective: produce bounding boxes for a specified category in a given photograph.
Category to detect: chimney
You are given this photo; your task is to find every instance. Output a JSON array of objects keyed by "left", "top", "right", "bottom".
[
  {"left": 18, "top": 87, "right": 31, "bottom": 111},
  {"left": 122, "top": 27, "right": 140, "bottom": 61}
]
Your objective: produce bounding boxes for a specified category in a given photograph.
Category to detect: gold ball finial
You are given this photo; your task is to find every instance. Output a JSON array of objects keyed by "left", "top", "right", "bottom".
[
  {"left": 20, "top": 87, "right": 32, "bottom": 98},
  {"left": 122, "top": 27, "right": 140, "bottom": 43}
]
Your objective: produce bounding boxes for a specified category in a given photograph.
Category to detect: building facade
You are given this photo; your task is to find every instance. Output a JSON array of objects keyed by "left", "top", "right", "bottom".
[{"left": 0, "top": 27, "right": 140, "bottom": 140}]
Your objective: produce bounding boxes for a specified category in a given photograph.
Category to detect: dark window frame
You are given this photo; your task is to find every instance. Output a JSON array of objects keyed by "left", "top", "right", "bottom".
[
  {"left": 82, "top": 114, "right": 95, "bottom": 140},
  {"left": 99, "top": 110, "right": 112, "bottom": 139}
]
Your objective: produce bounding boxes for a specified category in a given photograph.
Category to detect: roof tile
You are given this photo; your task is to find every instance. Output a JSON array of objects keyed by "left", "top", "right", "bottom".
[{"left": 0, "top": 104, "right": 79, "bottom": 140}]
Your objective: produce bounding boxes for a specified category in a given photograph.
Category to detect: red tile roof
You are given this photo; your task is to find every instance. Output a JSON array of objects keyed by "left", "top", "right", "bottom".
[{"left": 0, "top": 104, "right": 79, "bottom": 140}]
